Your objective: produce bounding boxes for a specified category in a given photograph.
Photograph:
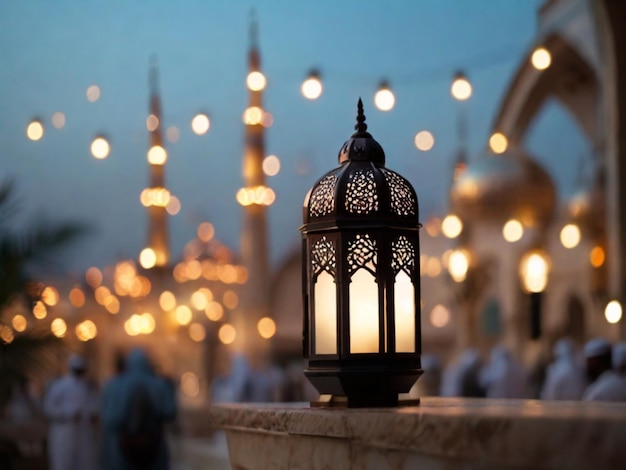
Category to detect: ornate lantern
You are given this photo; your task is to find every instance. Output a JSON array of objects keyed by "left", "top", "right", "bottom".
[{"left": 300, "top": 99, "right": 422, "bottom": 407}]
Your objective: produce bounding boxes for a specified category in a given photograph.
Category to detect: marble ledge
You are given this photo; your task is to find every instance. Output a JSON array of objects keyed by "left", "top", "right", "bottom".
[{"left": 210, "top": 397, "right": 626, "bottom": 470}]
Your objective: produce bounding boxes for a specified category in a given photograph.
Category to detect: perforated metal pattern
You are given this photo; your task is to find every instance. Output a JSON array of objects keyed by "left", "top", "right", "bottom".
[
  {"left": 309, "top": 173, "right": 338, "bottom": 218},
  {"left": 311, "top": 236, "right": 336, "bottom": 277},
  {"left": 391, "top": 235, "right": 415, "bottom": 275},
  {"left": 347, "top": 234, "right": 377, "bottom": 275},
  {"left": 345, "top": 169, "right": 378, "bottom": 214},
  {"left": 382, "top": 169, "right": 416, "bottom": 216}
]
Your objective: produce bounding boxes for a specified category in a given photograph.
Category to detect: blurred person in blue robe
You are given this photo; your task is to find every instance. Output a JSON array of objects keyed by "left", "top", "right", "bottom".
[
  {"left": 101, "top": 348, "right": 177, "bottom": 470},
  {"left": 583, "top": 342, "right": 626, "bottom": 402},
  {"left": 540, "top": 338, "right": 586, "bottom": 400}
]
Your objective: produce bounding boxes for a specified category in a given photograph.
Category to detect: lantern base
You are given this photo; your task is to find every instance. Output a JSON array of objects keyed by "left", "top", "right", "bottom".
[{"left": 310, "top": 394, "right": 420, "bottom": 408}]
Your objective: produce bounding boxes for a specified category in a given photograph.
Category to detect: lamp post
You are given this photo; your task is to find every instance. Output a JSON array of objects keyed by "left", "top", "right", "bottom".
[
  {"left": 519, "top": 249, "right": 550, "bottom": 340},
  {"left": 300, "top": 99, "right": 422, "bottom": 408}
]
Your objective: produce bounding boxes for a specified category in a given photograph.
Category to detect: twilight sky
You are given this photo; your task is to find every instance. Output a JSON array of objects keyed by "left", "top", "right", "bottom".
[{"left": 0, "top": 0, "right": 587, "bottom": 275}]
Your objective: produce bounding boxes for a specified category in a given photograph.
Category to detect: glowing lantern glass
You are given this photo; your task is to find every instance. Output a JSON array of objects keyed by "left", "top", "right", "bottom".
[{"left": 300, "top": 99, "right": 422, "bottom": 407}]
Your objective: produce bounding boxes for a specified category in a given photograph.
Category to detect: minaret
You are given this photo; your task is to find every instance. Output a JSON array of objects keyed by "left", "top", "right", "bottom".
[
  {"left": 145, "top": 57, "right": 170, "bottom": 268},
  {"left": 235, "top": 12, "right": 272, "bottom": 360}
]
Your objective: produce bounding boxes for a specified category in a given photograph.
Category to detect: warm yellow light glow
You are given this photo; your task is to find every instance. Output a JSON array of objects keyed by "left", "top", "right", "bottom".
[
  {"left": 503, "top": 219, "right": 524, "bottom": 242},
  {"left": 197, "top": 222, "right": 215, "bottom": 242},
  {"left": 12, "top": 315, "right": 27, "bottom": 332},
  {"left": 52, "top": 112, "right": 66, "bottom": 129},
  {"left": 489, "top": 132, "right": 508, "bottom": 154},
  {"left": 313, "top": 270, "right": 337, "bottom": 354},
  {"left": 531, "top": 47, "right": 552, "bottom": 70},
  {"left": 140, "top": 313, "right": 155, "bottom": 334},
  {"left": 394, "top": 271, "right": 415, "bottom": 352},
  {"left": 190, "top": 290, "right": 209, "bottom": 311},
  {"left": 85, "top": 267, "right": 103, "bottom": 287},
  {"left": 590, "top": 246, "right": 606, "bottom": 268},
  {"left": 147, "top": 145, "right": 167, "bottom": 165},
  {"left": 159, "top": 291, "right": 176, "bottom": 311},
  {"left": 41, "top": 286, "right": 59, "bottom": 306},
  {"left": 441, "top": 214, "right": 463, "bottom": 239},
  {"left": 262, "top": 112, "right": 274, "bottom": 128},
  {"left": 257, "top": 317, "right": 276, "bottom": 339},
  {"left": 301, "top": 73, "right": 323, "bottom": 100},
  {"left": 69, "top": 287, "right": 85, "bottom": 307},
  {"left": 374, "top": 83, "right": 395, "bottom": 111},
  {"left": 0, "top": 326, "right": 14, "bottom": 344},
  {"left": 519, "top": 250, "right": 550, "bottom": 293},
  {"left": 166, "top": 126, "right": 180, "bottom": 143},
  {"left": 33, "top": 301, "right": 47, "bottom": 319},
  {"left": 76, "top": 320, "right": 97, "bottom": 341},
  {"left": 426, "top": 257, "right": 442, "bottom": 278},
  {"left": 86, "top": 85, "right": 100, "bottom": 102},
  {"left": 262, "top": 155, "right": 281, "bottom": 176},
  {"left": 243, "top": 106, "right": 264, "bottom": 125},
  {"left": 414, "top": 131, "right": 435, "bottom": 151},
  {"left": 218, "top": 324, "right": 236, "bottom": 345},
  {"left": 430, "top": 304, "right": 450, "bottom": 328},
  {"left": 175, "top": 305, "right": 192, "bottom": 325},
  {"left": 139, "top": 247, "right": 157, "bottom": 269},
  {"left": 236, "top": 186, "right": 276, "bottom": 206},
  {"left": 104, "top": 296, "right": 120, "bottom": 314},
  {"left": 124, "top": 316, "right": 141, "bottom": 336},
  {"left": 204, "top": 301, "right": 224, "bottom": 321},
  {"left": 146, "top": 114, "right": 159, "bottom": 131},
  {"left": 191, "top": 113, "right": 210, "bottom": 135},
  {"left": 166, "top": 196, "right": 181, "bottom": 215},
  {"left": 51, "top": 318, "right": 67, "bottom": 338},
  {"left": 189, "top": 322, "right": 206, "bottom": 342},
  {"left": 181, "top": 372, "right": 200, "bottom": 397},
  {"left": 560, "top": 224, "right": 581, "bottom": 249},
  {"left": 448, "top": 249, "right": 470, "bottom": 282},
  {"left": 451, "top": 74, "right": 472, "bottom": 100},
  {"left": 91, "top": 136, "right": 110, "bottom": 159},
  {"left": 605, "top": 300, "right": 622, "bottom": 324},
  {"left": 95, "top": 286, "right": 111, "bottom": 305},
  {"left": 350, "top": 269, "right": 379, "bottom": 353},
  {"left": 26, "top": 120, "right": 44, "bottom": 141},
  {"left": 425, "top": 218, "right": 441, "bottom": 237},
  {"left": 223, "top": 290, "right": 238, "bottom": 310},
  {"left": 246, "top": 71, "right": 266, "bottom": 91}
]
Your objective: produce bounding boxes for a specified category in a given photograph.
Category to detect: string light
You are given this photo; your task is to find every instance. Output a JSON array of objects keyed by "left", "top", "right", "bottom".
[
  {"left": 91, "top": 136, "right": 110, "bottom": 159},
  {"left": 374, "top": 81, "right": 395, "bottom": 111},
  {"left": 301, "top": 70, "right": 323, "bottom": 100},
  {"left": 246, "top": 71, "right": 266, "bottom": 91},
  {"left": 451, "top": 71, "right": 472, "bottom": 101},
  {"left": 531, "top": 47, "right": 551, "bottom": 70},
  {"left": 191, "top": 114, "right": 210, "bottom": 135},
  {"left": 489, "top": 132, "right": 508, "bottom": 154},
  {"left": 26, "top": 119, "right": 44, "bottom": 141},
  {"left": 414, "top": 131, "right": 435, "bottom": 151}
]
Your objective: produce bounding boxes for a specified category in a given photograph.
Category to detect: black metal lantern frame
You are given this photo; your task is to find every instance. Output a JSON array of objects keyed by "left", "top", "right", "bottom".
[{"left": 300, "top": 99, "right": 422, "bottom": 407}]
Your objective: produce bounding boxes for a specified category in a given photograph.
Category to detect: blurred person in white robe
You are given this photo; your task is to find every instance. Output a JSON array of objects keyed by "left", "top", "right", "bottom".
[
  {"left": 44, "top": 354, "right": 99, "bottom": 470},
  {"left": 583, "top": 342, "right": 626, "bottom": 402},
  {"left": 540, "top": 338, "right": 586, "bottom": 400},
  {"left": 480, "top": 345, "right": 529, "bottom": 399}
]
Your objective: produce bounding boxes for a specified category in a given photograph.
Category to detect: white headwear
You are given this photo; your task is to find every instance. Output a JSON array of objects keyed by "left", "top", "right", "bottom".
[{"left": 584, "top": 338, "right": 611, "bottom": 358}]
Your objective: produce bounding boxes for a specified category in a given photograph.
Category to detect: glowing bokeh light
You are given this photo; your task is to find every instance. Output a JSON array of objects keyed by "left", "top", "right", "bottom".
[
  {"left": 33, "top": 301, "right": 47, "bottom": 319},
  {"left": 590, "top": 246, "right": 606, "bottom": 268},
  {"left": 605, "top": 300, "right": 622, "bottom": 324},
  {"left": 489, "top": 132, "right": 508, "bottom": 154},
  {"left": 197, "top": 222, "right": 215, "bottom": 242},
  {"left": 86, "top": 85, "right": 100, "bottom": 102},
  {"left": 175, "top": 305, "right": 192, "bottom": 325},
  {"left": 159, "top": 291, "right": 176, "bottom": 311},
  {"left": 191, "top": 114, "right": 210, "bottom": 135},
  {"left": 218, "top": 324, "right": 236, "bottom": 345},
  {"left": 76, "top": 320, "right": 97, "bottom": 341},
  {"left": 147, "top": 145, "right": 167, "bottom": 165},
  {"left": 139, "top": 247, "right": 157, "bottom": 269},
  {"left": 51, "top": 318, "right": 67, "bottom": 338},
  {"left": 374, "top": 83, "right": 395, "bottom": 111},
  {"left": 205, "top": 301, "right": 224, "bottom": 321},
  {"left": 223, "top": 290, "right": 239, "bottom": 310},
  {"left": 448, "top": 249, "right": 469, "bottom": 283},
  {"left": 146, "top": 114, "right": 159, "bottom": 131},
  {"left": 91, "top": 136, "right": 110, "bottom": 159},
  {"left": 181, "top": 372, "right": 200, "bottom": 397},
  {"left": 85, "top": 267, "right": 103, "bottom": 288},
  {"left": 441, "top": 214, "right": 463, "bottom": 239},
  {"left": 262, "top": 155, "right": 281, "bottom": 176},
  {"left": 531, "top": 47, "right": 552, "bottom": 70},
  {"left": 41, "top": 286, "right": 59, "bottom": 306},
  {"left": 243, "top": 106, "right": 264, "bottom": 125},
  {"left": 414, "top": 131, "right": 435, "bottom": 151},
  {"left": 166, "top": 196, "right": 181, "bottom": 215},
  {"left": 503, "top": 219, "right": 524, "bottom": 242},
  {"left": 166, "top": 126, "right": 180, "bottom": 143},
  {"left": 0, "top": 326, "right": 14, "bottom": 344},
  {"left": 430, "top": 304, "right": 450, "bottom": 328},
  {"left": 26, "top": 120, "right": 44, "bottom": 141},
  {"left": 560, "top": 224, "right": 581, "bottom": 249},
  {"left": 12, "top": 315, "right": 27, "bottom": 332},
  {"left": 189, "top": 323, "right": 206, "bottom": 342},
  {"left": 69, "top": 287, "right": 86, "bottom": 307},
  {"left": 301, "top": 73, "right": 323, "bottom": 100},
  {"left": 246, "top": 71, "right": 266, "bottom": 91},
  {"left": 52, "top": 112, "right": 66, "bottom": 129},
  {"left": 257, "top": 317, "right": 276, "bottom": 339},
  {"left": 451, "top": 74, "right": 472, "bottom": 101}
]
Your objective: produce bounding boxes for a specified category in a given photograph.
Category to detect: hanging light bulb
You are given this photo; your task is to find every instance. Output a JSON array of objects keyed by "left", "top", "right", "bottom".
[
  {"left": 451, "top": 71, "right": 472, "bottom": 101},
  {"left": 374, "top": 80, "right": 395, "bottom": 111},
  {"left": 301, "top": 70, "right": 323, "bottom": 100},
  {"left": 531, "top": 47, "right": 551, "bottom": 70}
]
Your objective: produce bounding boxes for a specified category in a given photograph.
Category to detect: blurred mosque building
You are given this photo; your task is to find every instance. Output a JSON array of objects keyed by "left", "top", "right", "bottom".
[{"left": 2, "top": 0, "right": 626, "bottom": 409}]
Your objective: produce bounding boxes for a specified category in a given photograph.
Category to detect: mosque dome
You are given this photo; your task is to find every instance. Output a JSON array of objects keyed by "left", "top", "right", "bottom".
[{"left": 450, "top": 148, "right": 556, "bottom": 227}]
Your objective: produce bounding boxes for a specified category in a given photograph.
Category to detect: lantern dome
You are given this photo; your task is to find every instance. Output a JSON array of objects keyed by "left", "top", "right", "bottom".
[
  {"left": 450, "top": 148, "right": 556, "bottom": 227},
  {"left": 303, "top": 99, "right": 419, "bottom": 229}
]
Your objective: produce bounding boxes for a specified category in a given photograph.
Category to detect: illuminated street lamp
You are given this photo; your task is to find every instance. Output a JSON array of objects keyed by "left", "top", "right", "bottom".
[
  {"left": 519, "top": 249, "right": 550, "bottom": 339},
  {"left": 300, "top": 99, "right": 422, "bottom": 407}
]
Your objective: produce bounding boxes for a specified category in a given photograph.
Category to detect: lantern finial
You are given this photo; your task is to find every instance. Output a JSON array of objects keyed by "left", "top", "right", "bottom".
[{"left": 355, "top": 98, "right": 368, "bottom": 133}]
